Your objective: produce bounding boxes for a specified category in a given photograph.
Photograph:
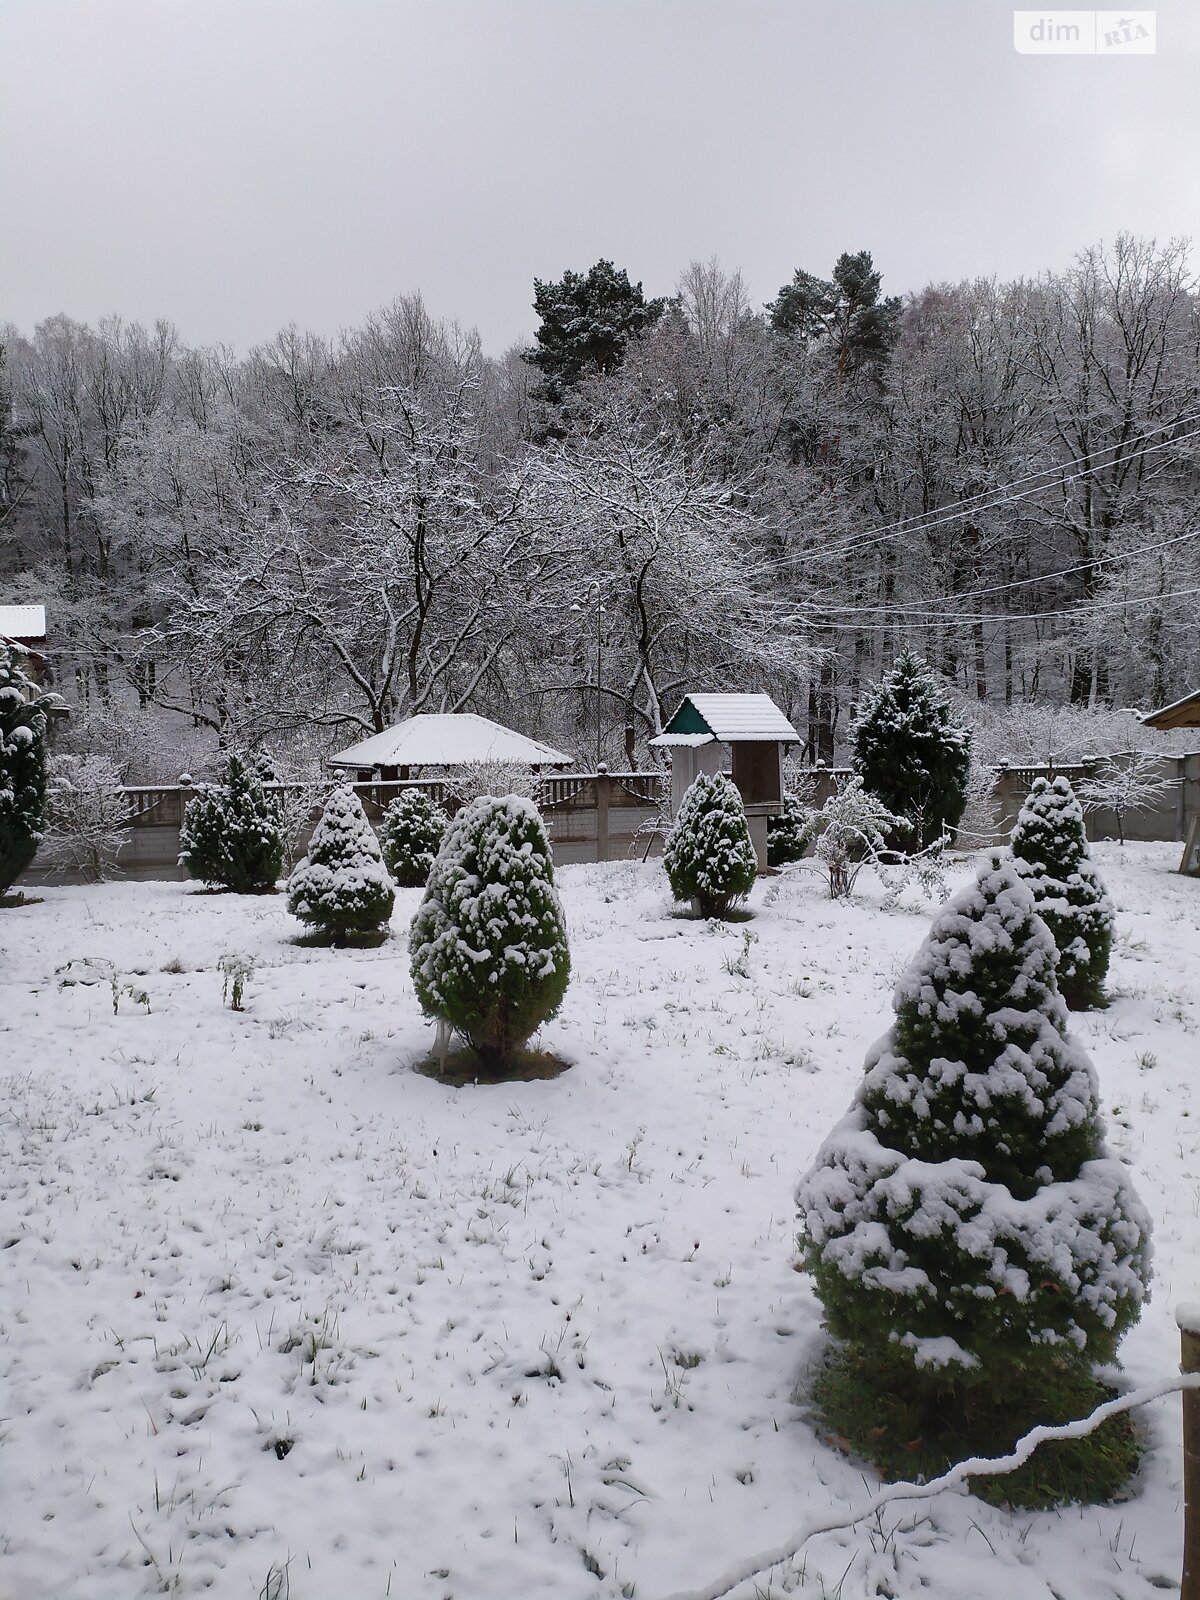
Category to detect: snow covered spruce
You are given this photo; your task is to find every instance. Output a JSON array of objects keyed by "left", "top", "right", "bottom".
[
  {"left": 1011, "top": 775, "right": 1115, "bottom": 1009},
  {"left": 852, "top": 649, "right": 972, "bottom": 848},
  {"left": 795, "top": 857, "right": 1151, "bottom": 1503},
  {"left": 287, "top": 786, "right": 395, "bottom": 943},
  {"left": 409, "top": 795, "right": 570, "bottom": 1074},
  {"left": 0, "top": 640, "right": 55, "bottom": 898},
  {"left": 663, "top": 771, "right": 758, "bottom": 919},
  {"left": 179, "top": 756, "right": 285, "bottom": 894},
  {"left": 378, "top": 788, "right": 446, "bottom": 887}
]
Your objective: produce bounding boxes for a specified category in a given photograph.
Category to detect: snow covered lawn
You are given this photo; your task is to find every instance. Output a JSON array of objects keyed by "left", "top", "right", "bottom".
[{"left": 2, "top": 846, "right": 1198, "bottom": 1600}]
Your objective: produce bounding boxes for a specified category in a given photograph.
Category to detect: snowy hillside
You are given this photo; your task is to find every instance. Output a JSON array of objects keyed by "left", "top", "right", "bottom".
[{"left": 2, "top": 847, "right": 1197, "bottom": 1599}]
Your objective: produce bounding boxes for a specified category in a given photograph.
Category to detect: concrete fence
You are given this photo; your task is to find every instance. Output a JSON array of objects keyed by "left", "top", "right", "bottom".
[
  {"left": 24, "top": 752, "right": 1200, "bottom": 884},
  {"left": 70, "top": 770, "right": 669, "bottom": 881}
]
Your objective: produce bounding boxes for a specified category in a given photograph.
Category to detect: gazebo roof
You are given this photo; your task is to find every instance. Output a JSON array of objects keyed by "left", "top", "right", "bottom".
[
  {"left": 0, "top": 604, "right": 46, "bottom": 645},
  {"left": 651, "top": 693, "right": 800, "bottom": 746},
  {"left": 329, "top": 713, "right": 574, "bottom": 771},
  {"left": 1142, "top": 689, "right": 1200, "bottom": 730}
]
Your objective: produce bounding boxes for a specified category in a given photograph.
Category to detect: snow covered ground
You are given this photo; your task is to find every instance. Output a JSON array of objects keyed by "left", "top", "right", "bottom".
[{"left": 2, "top": 845, "right": 1197, "bottom": 1600}]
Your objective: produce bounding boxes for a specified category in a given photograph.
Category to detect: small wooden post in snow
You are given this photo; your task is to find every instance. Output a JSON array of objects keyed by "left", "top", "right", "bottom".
[
  {"left": 1181, "top": 1303, "right": 1200, "bottom": 1600},
  {"left": 434, "top": 1019, "right": 450, "bottom": 1075}
]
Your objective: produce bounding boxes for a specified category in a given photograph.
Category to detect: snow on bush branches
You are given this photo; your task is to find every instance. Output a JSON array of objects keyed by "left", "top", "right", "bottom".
[
  {"left": 664, "top": 772, "right": 757, "bottom": 919},
  {"left": 287, "top": 787, "right": 395, "bottom": 942},
  {"left": 409, "top": 795, "right": 569, "bottom": 1073},
  {"left": 796, "top": 857, "right": 1150, "bottom": 1389},
  {"left": 0, "top": 641, "right": 56, "bottom": 897},
  {"left": 852, "top": 650, "right": 971, "bottom": 848},
  {"left": 378, "top": 789, "right": 446, "bottom": 887},
  {"left": 179, "top": 756, "right": 285, "bottom": 894},
  {"left": 1012, "top": 776, "right": 1115, "bottom": 1009}
]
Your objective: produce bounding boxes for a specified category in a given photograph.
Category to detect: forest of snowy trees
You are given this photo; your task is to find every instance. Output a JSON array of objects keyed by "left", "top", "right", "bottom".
[{"left": 2, "top": 235, "right": 1199, "bottom": 780}]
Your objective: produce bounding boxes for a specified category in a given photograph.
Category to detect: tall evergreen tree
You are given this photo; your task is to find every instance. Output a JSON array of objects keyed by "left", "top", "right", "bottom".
[
  {"left": 0, "top": 642, "right": 55, "bottom": 897},
  {"left": 1011, "top": 776, "right": 1115, "bottom": 1009},
  {"left": 524, "top": 260, "right": 667, "bottom": 401},
  {"left": 796, "top": 858, "right": 1150, "bottom": 1492},
  {"left": 768, "top": 249, "right": 901, "bottom": 377},
  {"left": 851, "top": 650, "right": 972, "bottom": 848},
  {"left": 410, "top": 796, "right": 570, "bottom": 1074},
  {"left": 219, "top": 755, "right": 284, "bottom": 893}
]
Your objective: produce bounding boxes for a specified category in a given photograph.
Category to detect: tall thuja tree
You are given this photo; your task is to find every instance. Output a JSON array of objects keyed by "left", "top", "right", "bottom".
[
  {"left": 796, "top": 858, "right": 1150, "bottom": 1501},
  {"left": 0, "top": 643, "right": 56, "bottom": 896},
  {"left": 1012, "top": 776, "right": 1115, "bottom": 1009},
  {"left": 851, "top": 650, "right": 971, "bottom": 847},
  {"left": 524, "top": 260, "right": 667, "bottom": 404}
]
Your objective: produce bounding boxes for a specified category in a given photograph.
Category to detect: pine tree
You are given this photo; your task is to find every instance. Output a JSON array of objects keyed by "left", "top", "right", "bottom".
[
  {"left": 663, "top": 772, "right": 758, "bottom": 918},
  {"left": 287, "top": 786, "right": 394, "bottom": 942},
  {"left": 1011, "top": 775, "right": 1115, "bottom": 1009},
  {"left": 851, "top": 650, "right": 972, "bottom": 848},
  {"left": 796, "top": 858, "right": 1150, "bottom": 1464},
  {"left": 524, "top": 260, "right": 667, "bottom": 402},
  {"left": 178, "top": 782, "right": 227, "bottom": 886},
  {"left": 219, "top": 756, "right": 284, "bottom": 893},
  {"left": 378, "top": 789, "right": 445, "bottom": 887},
  {"left": 410, "top": 796, "right": 570, "bottom": 1074},
  {"left": 0, "top": 642, "right": 55, "bottom": 897}
]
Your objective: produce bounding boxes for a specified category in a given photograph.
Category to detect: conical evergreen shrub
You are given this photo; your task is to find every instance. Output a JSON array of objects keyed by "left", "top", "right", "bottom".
[
  {"left": 410, "top": 795, "right": 569, "bottom": 1074},
  {"left": 378, "top": 789, "right": 445, "bottom": 887},
  {"left": 1011, "top": 776, "right": 1114, "bottom": 1009},
  {"left": 218, "top": 756, "right": 284, "bottom": 893},
  {"left": 851, "top": 650, "right": 971, "bottom": 847},
  {"left": 767, "top": 794, "right": 817, "bottom": 867},
  {"left": 663, "top": 772, "right": 758, "bottom": 918},
  {"left": 178, "top": 782, "right": 227, "bottom": 886},
  {"left": 0, "top": 642, "right": 56, "bottom": 896},
  {"left": 287, "top": 786, "right": 395, "bottom": 941},
  {"left": 796, "top": 859, "right": 1150, "bottom": 1440}
]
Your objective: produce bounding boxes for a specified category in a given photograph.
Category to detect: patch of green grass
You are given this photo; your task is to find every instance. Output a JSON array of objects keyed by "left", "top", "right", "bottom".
[
  {"left": 807, "top": 1343, "right": 1141, "bottom": 1510},
  {"left": 413, "top": 1046, "right": 572, "bottom": 1086},
  {"left": 289, "top": 927, "right": 390, "bottom": 949}
]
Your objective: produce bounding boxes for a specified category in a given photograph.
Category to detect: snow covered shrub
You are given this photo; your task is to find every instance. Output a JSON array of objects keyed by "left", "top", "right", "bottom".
[
  {"left": 0, "top": 642, "right": 56, "bottom": 897},
  {"left": 663, "top": 772, "right": 758, "bottom": 918},
  {"left": 409, "top": 795, "right": 570, "bottom": 1073},
  {"left": 852, "top": 650, "right": 971, "bottom": 847},
  {"left": 287, "top": 787, "right": 395, "bottom": 942},
  {"left": 178, "top": 757, "right": 285, "bottom": 893},
  {"left": 810, "top": 777, "right": 900, "bottom": 899},
  {"left": 1011, "top": 776, "right": 1115, "bottom": 1010},
  {"left": 43, "top": 754, "right": 130, "bottom": 881},
  {"left": 219, "top": 756, "right": 285, "bottom": 893},
  {"left": 378, "top": 789, "right": 446, "bottom": 887},
  {"left": 795, "top": 858, "right": 1150, "bottom": 1500},
  {"left": 178, "top": 782, "right": 227, "bottom": 885},
  {"left": 767, "top": 793, "right": 818, "bottom": 867}
]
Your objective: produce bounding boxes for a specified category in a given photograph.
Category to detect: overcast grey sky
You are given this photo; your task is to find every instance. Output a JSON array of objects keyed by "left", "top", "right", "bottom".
[{"left": 2, "top": 0, "right": 1198, "bottom": 355}]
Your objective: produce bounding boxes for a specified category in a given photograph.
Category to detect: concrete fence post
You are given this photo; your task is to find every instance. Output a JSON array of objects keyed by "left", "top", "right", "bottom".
[{"left": 595, "top": 766, "right": 611, "bottom": 864}]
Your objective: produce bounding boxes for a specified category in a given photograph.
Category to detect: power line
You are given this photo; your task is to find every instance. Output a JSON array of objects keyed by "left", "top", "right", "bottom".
[{"left": 752, "top": 413, "right": 1200, "bottom": 574}]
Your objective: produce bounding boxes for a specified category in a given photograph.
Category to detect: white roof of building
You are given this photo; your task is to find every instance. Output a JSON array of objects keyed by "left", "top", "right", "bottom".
[
  {"left": 650, "top": 732, "right": 716, "bottom": 748},
  {"left": 652, "top": 693, "right": 800, "bottom": 745},
  {"left": 329, "top": 713, "right": 574, "bottom": 771},
  {"left": 0, "top": 604, "right": 47, "bottom": 642}
]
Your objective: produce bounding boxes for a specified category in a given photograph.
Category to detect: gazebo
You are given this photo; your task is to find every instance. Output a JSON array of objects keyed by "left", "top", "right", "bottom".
[
  {"left": 1142, "top": 690, "right": 1200, "bottom": 875},
  {"left": 329, "top": 713, "right": 574, "bottom": 780},
  {"left": 649, "top": 693, "right": 800, "bottom": 868}
]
